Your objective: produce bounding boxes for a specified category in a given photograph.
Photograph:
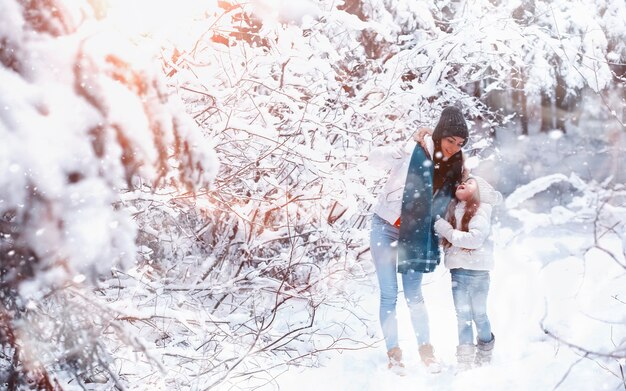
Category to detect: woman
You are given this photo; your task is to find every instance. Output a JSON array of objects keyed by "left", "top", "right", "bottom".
[{"left": 369, "top": 106, "right": 469, "bottom": 373}]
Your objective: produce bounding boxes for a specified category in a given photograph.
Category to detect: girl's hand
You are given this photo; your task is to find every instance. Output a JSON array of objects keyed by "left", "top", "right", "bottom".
[{"left": 434, "top": 218, "right": 453, "bottom": 236}]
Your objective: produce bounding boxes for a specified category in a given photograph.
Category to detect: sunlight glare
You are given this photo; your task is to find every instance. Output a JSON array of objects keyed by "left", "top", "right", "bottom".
[{"left": 103, "top": 0, "right": 213, "bottom": 44}]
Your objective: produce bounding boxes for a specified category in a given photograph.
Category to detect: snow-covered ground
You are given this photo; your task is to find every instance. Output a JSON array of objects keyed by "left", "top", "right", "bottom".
[{"left": 277, "top": 202, "right": 626, "bottom": 391}]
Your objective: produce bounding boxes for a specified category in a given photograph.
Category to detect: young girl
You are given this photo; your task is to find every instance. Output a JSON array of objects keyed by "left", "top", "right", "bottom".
[{"left": 433, "top": 176, "right": 502, "bottom": 370}]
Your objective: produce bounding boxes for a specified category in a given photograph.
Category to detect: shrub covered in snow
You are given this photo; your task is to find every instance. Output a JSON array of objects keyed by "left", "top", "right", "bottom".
[{"left": 0, "top": 0, "right": 216, "bottom": 387}]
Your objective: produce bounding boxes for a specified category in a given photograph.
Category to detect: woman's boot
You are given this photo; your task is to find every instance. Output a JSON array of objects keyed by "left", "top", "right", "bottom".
[
  {"left": 387, "top": 347, "right": 406, "bottom": 375},
  {"left": 475, "top": 333, "right": 495, "bottom": 366},
  {"left": 418, "top": 343, "right": 442, "bottom": 373},
  {"left": 456, "top": 344, "right": 475, "bottom": 372}
]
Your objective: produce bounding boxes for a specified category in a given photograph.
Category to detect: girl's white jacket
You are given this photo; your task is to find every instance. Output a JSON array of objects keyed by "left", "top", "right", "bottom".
[
  {"left": 368, "top": 137, "right": 435, "bottom": 225},
  {"left": 434, "top": 202, "right": 495, "bottom": 271}
]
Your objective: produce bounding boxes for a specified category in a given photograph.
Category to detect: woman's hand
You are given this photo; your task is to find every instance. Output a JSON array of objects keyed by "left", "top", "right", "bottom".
[
  {"left": 413, "top": 127, "right": 433, "bottom": 147},
  {"left": 461, "top": 152, "right": 470, "bottom": 180},
  {"left": 462, "top": 164, "right": 471, "bottom": 181},
  {"left": 390, "top": 145, "right": 406, "bottom": 159}
]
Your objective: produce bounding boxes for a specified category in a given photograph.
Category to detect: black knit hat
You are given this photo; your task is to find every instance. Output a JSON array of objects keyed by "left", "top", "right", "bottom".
[{"left": 432, "top": 106, "right": 469, "bottom": 146}]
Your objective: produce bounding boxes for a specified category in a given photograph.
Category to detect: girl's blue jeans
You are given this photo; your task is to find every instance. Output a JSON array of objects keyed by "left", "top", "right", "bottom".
[
  {"left": 370, "top": 214, "right": 430, "bottom": 351},
  {"left": 450, "top": 268, "right": 492, "bottom": 345}
]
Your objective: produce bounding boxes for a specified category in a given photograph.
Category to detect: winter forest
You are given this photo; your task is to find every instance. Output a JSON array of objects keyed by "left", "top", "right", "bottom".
[{"left": 0, "top": 0, "right": 625, "bottom": 390}]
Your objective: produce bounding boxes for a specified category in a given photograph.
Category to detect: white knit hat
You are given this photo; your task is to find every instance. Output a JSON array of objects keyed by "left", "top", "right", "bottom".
[{"left": 471, "top": 176, "right": 502, "bottom": 206}]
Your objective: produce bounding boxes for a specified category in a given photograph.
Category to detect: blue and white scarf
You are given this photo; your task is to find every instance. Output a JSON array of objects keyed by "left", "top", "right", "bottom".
[{"left": 397, "top": 145, "right": 454, "bottom": 273}]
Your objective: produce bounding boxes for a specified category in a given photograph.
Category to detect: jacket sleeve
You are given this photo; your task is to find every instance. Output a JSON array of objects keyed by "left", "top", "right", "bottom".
[
  {"left": 437, "top": 205, "right": 492, "bottom": 250},
  {"left": 368, "top": 143, "right": 412, "bottom": 171}
]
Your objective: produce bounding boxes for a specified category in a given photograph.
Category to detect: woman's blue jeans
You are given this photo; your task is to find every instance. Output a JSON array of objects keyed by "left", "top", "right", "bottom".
[
  {"left": 450, "top": 268, "right": 492, "bottom": 345},
  {"left": 370, "top": 214, "right": 430, "bottom": 350}
]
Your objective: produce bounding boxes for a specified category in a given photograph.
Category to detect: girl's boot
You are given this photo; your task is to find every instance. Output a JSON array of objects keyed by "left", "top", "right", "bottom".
[
  {"left": 475, "top": 333, "right": 495, "bottom": 366},
  {"left": 418, "top": 343, "right": 442, "bottom": 373},
  {"left": 387, "top": 347, "right": 406, "bottom": 376},
  {"left": 456, "top": 344, "right": 475, "bottom": 372}
]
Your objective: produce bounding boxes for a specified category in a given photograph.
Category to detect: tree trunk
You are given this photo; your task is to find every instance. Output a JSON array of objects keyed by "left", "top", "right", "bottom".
[
  {"left": 512, "top": 68, "right": 528, "bottom": 135},
  {"left": 540, "top": 90, "right": 553, "bottom": 132},
  {"left": 520, "top": 83, "right": 528, "bottom": 135},
  {"left": 555, "top": 73, "right": 572, "bottom": 133}
]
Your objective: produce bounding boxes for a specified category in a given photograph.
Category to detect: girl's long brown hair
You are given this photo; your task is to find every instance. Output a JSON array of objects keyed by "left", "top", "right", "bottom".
[{"left": 441, "top": 183, "right": 481, "bottom": 249}]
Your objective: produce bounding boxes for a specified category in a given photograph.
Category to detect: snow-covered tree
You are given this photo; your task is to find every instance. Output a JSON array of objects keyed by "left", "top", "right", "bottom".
[{"left": 0, "top": 0, "right": 216, "bottom": 387}]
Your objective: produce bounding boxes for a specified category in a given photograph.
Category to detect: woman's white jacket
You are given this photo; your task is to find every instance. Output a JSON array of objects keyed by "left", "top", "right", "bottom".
[
  {"left": 434, "top": 202, "right": 495, "bottom": 271},
  {"left": 368, "top": 138, "right": 435, "bottom": 225}
]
